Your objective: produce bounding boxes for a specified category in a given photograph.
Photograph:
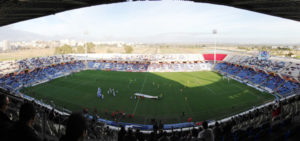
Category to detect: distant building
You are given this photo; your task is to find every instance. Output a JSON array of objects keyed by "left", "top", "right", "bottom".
[
  {"left": 60, "top": 39, "right": 78, "bottom": 46},
  {"left": 0, "top": 40, "right": 11, "bottom": 51}
]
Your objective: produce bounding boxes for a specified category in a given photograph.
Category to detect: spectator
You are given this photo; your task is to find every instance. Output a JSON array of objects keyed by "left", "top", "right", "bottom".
[
  {"left": 118, "top": 126, "right": 126, "bottom": 141},
  {"left": 153, "top": 121, "right": 158, "bottom": 133},
  {"left": 0, "top": 95, "right": 13, "bottom": 138},
  {"left": 60, "top": 112, "right": 87, "bottom": 141},
  {"left": 8, "top": 102, "right": 41, "bottom": 141},
  {"left": 48, "top": 108, "right": 56, "bottom": 121},
  {"left": 149, "top": 131, "right": 157, "bottom": 141},
  {"left": 125, "top": 128, "right": 136, "bottom": 141},
  {"left": 158, "top": 120, "right": 164, "bottom": 131},
  {"left": 213, "top": 122, "right": 222, "bottom": 141},
  {"left": 198, "top": 121, "right": 214, "bottom": 141},
  {"left": 135, "top": 128, "right": 144, "bottom": 141},
  {"left": 158, "top": 131, "right": 168, "bottom": 141}
]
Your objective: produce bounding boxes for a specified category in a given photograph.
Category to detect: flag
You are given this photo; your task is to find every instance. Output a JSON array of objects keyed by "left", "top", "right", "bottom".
[{"left": 97, "top": 88, "right": 101, "bottom": 98}]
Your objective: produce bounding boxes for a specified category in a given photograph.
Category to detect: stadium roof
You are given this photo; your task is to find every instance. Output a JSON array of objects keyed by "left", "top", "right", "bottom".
[{"left": 0, "top": 0, "right": 299, "bottom": 27}]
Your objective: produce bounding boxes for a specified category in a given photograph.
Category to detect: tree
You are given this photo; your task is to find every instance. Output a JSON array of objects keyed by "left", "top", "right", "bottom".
[
  {"left": 61, "top": 44, "right": 73, "bottom": 54},
  {"left": 54, "top": 44, "right": 74, "bottom": 54},
  {"left": 124, "top": 45, "right": 133, "bottom": 53},
  {"left": 287, "top": 52, "right": 294, "bottom": 57},
  {"left": 86, "top": 42, "right": 95, "bottom": 53},
  {"left": 77, "top": 46, "right": 85, "bottom": 54},
  {"left": 54, "top": 47, "right": 62, "bottom": 54},
  {"left": 107, "top": 49, "right": 113, "bottom": 53}
]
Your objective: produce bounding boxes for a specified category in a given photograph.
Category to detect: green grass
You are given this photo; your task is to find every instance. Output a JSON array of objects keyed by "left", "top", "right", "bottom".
[{"left": 21, "top": 70, "right": 274, "bottom": 124}]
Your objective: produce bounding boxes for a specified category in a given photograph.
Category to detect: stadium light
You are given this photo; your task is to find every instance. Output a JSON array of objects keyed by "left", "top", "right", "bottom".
[
  {"left": 212, "top": 29, "right": 217, "bottom": 65},
  {"left": 84, "top": 31, "right": 88, "bottom": 69}
]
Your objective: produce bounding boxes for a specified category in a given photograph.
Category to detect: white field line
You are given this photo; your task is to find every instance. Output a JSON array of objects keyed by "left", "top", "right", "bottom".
[{"left": 132, "top": 74, "right": 148, "bottom": 115}]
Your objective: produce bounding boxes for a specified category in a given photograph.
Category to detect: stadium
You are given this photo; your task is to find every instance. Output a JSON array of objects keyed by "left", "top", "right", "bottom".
[
  {"left": 1, "top": 52, "right": 299, "bottom": 139},
  {"left": 0, "top": 1, "right": 300, "bottom": 141},
  {"left": 8, "top": 53, "right": 276, "bottom": 124}
]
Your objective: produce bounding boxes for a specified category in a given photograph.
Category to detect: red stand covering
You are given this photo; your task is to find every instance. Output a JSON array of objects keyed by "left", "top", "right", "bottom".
[{"left": 203, "top": 54, "right": 227, "bottom": 61}]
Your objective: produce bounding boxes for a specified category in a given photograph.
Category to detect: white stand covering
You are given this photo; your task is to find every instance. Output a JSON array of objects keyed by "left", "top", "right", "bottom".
[{"left": 134, "top": 93, "right": 158, "bottom": 99}]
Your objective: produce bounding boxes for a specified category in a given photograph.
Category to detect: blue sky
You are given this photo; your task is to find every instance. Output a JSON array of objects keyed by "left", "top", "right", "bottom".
[{"left": 2, "top": 1, "right": 300, "bottom": 44}]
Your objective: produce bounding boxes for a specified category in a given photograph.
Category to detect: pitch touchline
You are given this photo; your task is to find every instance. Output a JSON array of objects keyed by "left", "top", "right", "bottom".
[{"left": 132, "top": 73, "right": 148, "bottom": 115}]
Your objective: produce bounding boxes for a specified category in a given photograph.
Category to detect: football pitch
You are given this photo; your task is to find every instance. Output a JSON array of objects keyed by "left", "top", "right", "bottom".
[{"left": 21, "top": 70, "right": 274, "bottom": 124}]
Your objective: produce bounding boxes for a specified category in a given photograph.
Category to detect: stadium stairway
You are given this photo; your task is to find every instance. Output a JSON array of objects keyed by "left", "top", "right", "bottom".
[{"left": 273, "top": 82, "right": 286, "bottom": 96}]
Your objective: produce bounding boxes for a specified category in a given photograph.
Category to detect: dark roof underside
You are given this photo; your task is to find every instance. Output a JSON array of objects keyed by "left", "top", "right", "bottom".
[{"left": 0, "top": 0, "right": 299, "bottom": 27}]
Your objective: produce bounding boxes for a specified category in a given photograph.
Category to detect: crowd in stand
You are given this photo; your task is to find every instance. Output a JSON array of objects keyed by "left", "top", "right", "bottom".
[
  {"left": 18, "top": 55, "right": 75, "bottom": 70},
  {"left": 0, "top": 91, "right": 117, "bottom": 141},
  {"left": 2, "top": 89, "right": 300, "bottom": 141},
  {"left": 88, "top": 61, "right": 211, "bottom": 72},
  {"left": 81, "top": 54, "right": 205, "bottom": 62},
  {"left": 0, "top": 55, "right": 296, "bottom": 94},
  {"left": 0, "top": 61, "right": 19, "bottom": 76},
  {"left": 0, "top": 61, "right": 85, "bottom": 92},
  {"left": 215, "top": 62, "right": 299, "bottom": 96},
  {"left": 109, "top": 95, "right": 300, "bottom": 141},
  {"left": 225, "top": 55, "right": 300, "bottom": 82},
  {"left": 113, "top": 95, "right": 300, "bottom": 141},
  {"left": 0, "top": 93, "right": 60, "bottom": 141},
  {"left": 0, "top": 55, "right": 212, "bottom": 92},
  {"left": 0, "top": 55, "right": 300, "bottom": 140}
]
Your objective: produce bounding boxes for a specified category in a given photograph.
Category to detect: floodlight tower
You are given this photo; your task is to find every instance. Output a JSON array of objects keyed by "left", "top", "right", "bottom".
[
  {"left": 84, "top": 31, "right": 88, "bottom": 70},
  {"left": 212, "top": 29, "right": 217, "bottom": 65}
]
